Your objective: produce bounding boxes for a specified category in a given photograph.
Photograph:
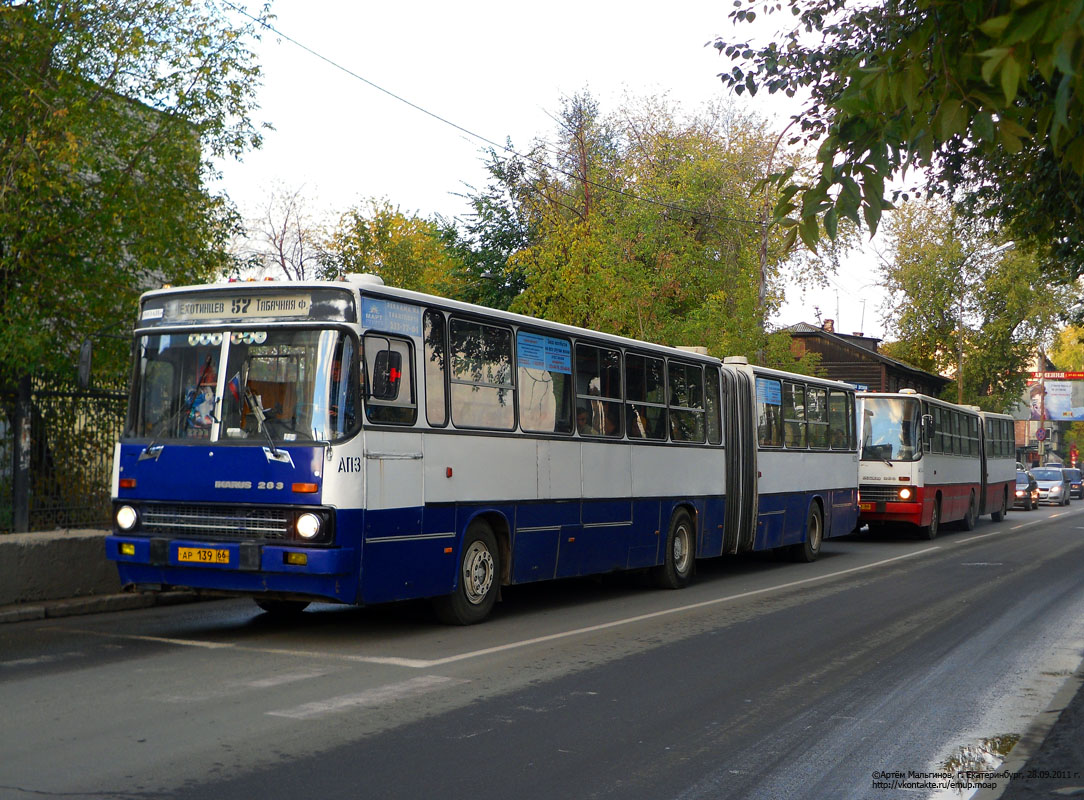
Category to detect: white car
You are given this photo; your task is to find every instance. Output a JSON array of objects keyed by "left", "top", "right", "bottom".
[{"left": 1032, "top": 466, "right": 1072, "bottom": 506}]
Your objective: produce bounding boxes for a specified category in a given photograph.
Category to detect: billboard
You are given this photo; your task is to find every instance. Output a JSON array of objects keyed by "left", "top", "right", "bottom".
[{"left": 1029, "top": 372, "right": 1084, "bottom": 421}]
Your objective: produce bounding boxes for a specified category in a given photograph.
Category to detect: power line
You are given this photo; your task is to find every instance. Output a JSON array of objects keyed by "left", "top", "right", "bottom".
[{"left": 220, "top": 0, "right": 762, "bottom": 228}]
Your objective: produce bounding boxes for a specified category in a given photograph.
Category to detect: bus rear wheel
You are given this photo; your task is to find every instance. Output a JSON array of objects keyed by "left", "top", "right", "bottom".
[
  {"left": 790, "top": 503, "right": 823, "bottom": 563},
  {"left": 434, "top": 520, "right": 500, "bottom": 625},
  {"left": 992, "top": 490, "right": 1007, "bottom": 522},
  {"left": 961, "top": 492, "right": 977, "bottom": 530},
  {"left": 254, "top": 599, "right": 310, "bottom": 616},
  {"left": 653, "top": 508, "right": 695, "bottom": 589}
]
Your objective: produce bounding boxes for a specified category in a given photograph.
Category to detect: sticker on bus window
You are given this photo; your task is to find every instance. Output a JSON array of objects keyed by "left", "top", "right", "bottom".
[
  {"left": 517, "top": 332, "right": 572, "bottom": 374},
  {"left": 362, "top": 298, "right": 422, "bottom": 337},
  {"left": 756, "top": 377, "right": 782, "bottom": 405}
]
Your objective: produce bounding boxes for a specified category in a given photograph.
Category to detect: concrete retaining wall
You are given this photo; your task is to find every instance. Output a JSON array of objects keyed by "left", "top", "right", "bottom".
[{"left": 0, "top": 529, "right": 119, "bottom": 606}]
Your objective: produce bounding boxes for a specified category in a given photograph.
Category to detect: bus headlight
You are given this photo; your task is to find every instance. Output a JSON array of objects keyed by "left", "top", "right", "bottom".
[
  {"left": 898, "top": 487, "right": 913, "bottom": 501},
  {"left": 296, "top": 513, "right": 322, "bottom": 540},
  {"left": 115, "top": 505, "right": 138, "bottom": 531}
]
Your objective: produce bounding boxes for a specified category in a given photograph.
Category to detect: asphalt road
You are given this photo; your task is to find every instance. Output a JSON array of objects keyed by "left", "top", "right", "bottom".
[{"left": 3, "top": 504, "right": 1084, "bottom": 800}]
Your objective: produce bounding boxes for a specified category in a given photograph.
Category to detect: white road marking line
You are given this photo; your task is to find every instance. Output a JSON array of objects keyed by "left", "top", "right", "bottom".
[
  {"left": 52, "top": 628, "right": 436, "bottom": 668},
  {"left": 0, "top": 651, "right": 85, "bottom": 668},
  {"left": 267, "top": 675, "right": 467, "bottom": 719},
  {"left": 159, "top": 668, "right": 337, "bottom": 703},
  {"left": 421, "top": 548, "right": 942, "bottom": 667}
]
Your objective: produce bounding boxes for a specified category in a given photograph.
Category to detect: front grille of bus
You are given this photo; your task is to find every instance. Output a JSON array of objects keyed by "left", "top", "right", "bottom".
[
  {"left": 859, "top": 484, "right": 909, "bottom": 503},
  {"left": 139, "top": 504, "right": 291, "bottom": 541}
]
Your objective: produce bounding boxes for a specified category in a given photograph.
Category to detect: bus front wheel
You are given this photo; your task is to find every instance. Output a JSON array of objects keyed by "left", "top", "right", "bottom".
[
  {"left": 653, "top": 508, "right": 695, "bottom": 589},
  {"left": 434, "top": 520, "right": 500, "bottom": 625},
  {"left": 919, "top": 499, "right": 940, "bottom": 540},
  {"left": 992, "top": 490, "right": 1007, "bottom": 522}
]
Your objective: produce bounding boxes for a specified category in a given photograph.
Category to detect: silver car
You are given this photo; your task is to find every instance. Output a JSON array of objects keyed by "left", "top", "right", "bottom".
[{"left": 1032, "top": 466, "right": 1072, "bottom": 506}]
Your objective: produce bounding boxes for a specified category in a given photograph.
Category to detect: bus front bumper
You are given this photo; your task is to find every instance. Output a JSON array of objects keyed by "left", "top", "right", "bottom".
[{"left": 106, "top": 535, "right": 357, "bottom": 602}]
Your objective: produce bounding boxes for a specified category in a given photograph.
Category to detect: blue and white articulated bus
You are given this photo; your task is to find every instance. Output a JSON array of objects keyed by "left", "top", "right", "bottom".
[{"left": 107, "top": 275, "right": 859, "bottom": 624}]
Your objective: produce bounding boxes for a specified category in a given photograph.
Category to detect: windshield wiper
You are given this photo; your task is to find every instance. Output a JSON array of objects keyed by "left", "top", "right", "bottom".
[
  {"left": 861, "top": 448, "right": 894, "bottom": 467},
  {"left": 244, "top": 385, "right": 288, "bottom": 462}
]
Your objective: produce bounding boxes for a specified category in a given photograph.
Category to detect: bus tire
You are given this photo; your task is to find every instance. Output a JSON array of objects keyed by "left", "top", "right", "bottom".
[
  {"left": 919, "top": 498, "right": 940, "bottom": 540},
  {"left": 791, "top": 503, "right": 823, "bottom": 563},
  {"left": 961, "top": 492, "right": 977, "bottom": 530},
  {"left": 992, "top": 490, "right": 1007, "bottom": 522},
  {"left": 434, "top": 520, "right": 500, "bottom": 625},
  {"left": 653, "top": 508, "right": 695, "bottom": 589},
  {"left": 254, "top": 599, "right": 310, "bottom": 616}
]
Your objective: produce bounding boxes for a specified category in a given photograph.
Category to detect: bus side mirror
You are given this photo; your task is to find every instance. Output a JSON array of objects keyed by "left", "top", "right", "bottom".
[
  {"left": 77, "top": 339, "right": 93, "bottom": 390},
  {"left": 920, "top": 414, "right": 934, "bottom": 443},
  {"left": 371, "top": 348, "right": 402, "bottom": 400}
]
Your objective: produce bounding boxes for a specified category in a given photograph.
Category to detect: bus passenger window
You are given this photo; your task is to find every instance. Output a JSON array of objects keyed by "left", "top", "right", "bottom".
[
  {"left": 517, "top": 331, "right": 572, "bottom": 434},
  {"left": 705, "top": 366, "right": 722, "bottom": 445},
  {"left": 575, "top": 343, "right": 622, "bottom": 437},
  {"left": 828, "top": 390, "right": 851, "bottom": 449},
  {"left": 449, "top": 318, "right": 515, "bottom": 430},
  {"left": 423, "top": 309, "right": 447, "bottom": 427},
  {"left": 756, "top": 377, "right": 783, "bottom": 447},
  {"left": 807, "top": 386, "right": 829, "bottom": 449},
  {"left": 625, "top": 353, "right": 666, "bottom": 440},
  {"left": 783, "top": 381, "right": 807, "bottom": 448},
  {"left": 668, "top": 360, "right": 705, "bottom": 443}
]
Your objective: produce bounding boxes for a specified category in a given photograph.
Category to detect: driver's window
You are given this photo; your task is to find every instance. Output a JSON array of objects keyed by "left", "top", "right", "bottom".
[{"left": 364, "top": 334, "right": 417, "bottom": 425}]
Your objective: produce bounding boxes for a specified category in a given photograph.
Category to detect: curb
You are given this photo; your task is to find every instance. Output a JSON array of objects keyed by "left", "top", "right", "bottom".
[{"left": 0, "top": 590, "right": 205, "bottom": 624}]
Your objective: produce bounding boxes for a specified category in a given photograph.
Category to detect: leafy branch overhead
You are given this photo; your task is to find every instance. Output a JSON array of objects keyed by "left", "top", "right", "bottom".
[
  {"left": 714, "top": 0, "right": 1084, "bottom": 274},
  {"left": 0, "top": 1, "right": 268, "bottom": 386}
]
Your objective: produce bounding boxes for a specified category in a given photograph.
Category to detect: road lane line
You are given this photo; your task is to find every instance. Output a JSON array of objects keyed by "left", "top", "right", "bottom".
[
  {"left": 266, "top": 675, "right": 468, "bottom": 719},
  {"left": 50, "top": 629, "right": 437, "bottom": 668},
  {"left": 421, "top": 547, "right": 942, "bottom": 667}
]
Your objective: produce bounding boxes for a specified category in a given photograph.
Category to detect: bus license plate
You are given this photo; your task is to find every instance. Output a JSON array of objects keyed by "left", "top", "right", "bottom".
[
  {"left": 858, "top": 502, "right": 874, "bottom": 512},
  {"left": 178, "top": 546, "right": 230, "bottom": 565}
]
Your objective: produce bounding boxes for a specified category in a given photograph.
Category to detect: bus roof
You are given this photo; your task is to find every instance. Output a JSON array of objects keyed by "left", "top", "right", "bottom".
[{"left": 137, "top": 275, "right": 854, "bottom": 389}]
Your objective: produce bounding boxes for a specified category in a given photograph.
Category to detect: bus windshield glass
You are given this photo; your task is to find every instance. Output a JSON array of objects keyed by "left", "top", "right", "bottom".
[
  {"left": 126, "top": 328, "right": 359, "bottom": 443},
  {"left": 861, "top": 397, "right": 921, "bottom": 462}
]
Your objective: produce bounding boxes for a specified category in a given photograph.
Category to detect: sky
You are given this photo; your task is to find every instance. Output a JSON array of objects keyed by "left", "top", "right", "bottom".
[{"left": 216, "top": 1, "right": 889, "bottom": 338}]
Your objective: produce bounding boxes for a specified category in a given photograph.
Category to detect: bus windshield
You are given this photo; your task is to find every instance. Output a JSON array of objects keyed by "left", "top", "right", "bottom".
[
  {"left": 861, "top": 397, "right": 921, "bottom": 462},
  {"left": 126, "top": 328, "right": 359, "bottom": 444}
]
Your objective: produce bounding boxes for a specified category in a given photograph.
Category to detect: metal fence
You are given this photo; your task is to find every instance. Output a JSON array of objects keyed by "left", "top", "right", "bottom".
[{"left": 1, "top": 379, "right": 127, "bottom": 533}]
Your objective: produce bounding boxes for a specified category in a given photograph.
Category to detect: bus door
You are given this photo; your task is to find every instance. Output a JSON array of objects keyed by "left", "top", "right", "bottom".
[
  {"left": 722, "top": 366, "right": 757, "bottom": 554},
  {"left": 361, "top": 333, "right": 423, "bottom": 553},
  {"left": 978, "top": 418, "right": 990, "bottom": 514}
]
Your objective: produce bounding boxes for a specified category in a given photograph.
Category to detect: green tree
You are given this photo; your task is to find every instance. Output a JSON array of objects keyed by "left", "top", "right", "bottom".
[
  {"left": 715, "top": 0, "right": 1084, "bottom": 278},
  {"left": 489, "top": 93, "right": 824, "bottom": 370},
  {"left": 0, "top": 0, "right": 268, "bottom": 386},
  {"left": 1051, "top": 325, "right": 1084, "bottom": 369},
  {"left": 879, "top": 199, "right": 1065, "bottom": 410},
  {"left": 326, "top": 198, "right": 467, "bottom": 297}
]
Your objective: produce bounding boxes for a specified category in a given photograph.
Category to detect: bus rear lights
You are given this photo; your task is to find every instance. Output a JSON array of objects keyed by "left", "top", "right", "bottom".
[
  {"left": 291, "top": 482, "right": 319, "bottom": 493},
  {"left": 284, "top": 552, "right": 308, "bottom": 566},
  {"left": 898, "top": 487, "right": 913, "bottom": 501},
  {"left": 295, "top": 513, "right": 322, "bottom": 539},
  {"left": 119, "top": 478, "right": 136, "bottom": 489},
  {"left": 119, "top": 542, "right": 136, "bottom": 557},
  {"left": 115, "top": 505, "right": 138, "bottom": 531}
]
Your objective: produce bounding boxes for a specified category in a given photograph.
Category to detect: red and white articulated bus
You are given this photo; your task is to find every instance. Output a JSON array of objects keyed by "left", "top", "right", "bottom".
[{"left": 858, "top": 390, "right": 1016, "bottom": 539}]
